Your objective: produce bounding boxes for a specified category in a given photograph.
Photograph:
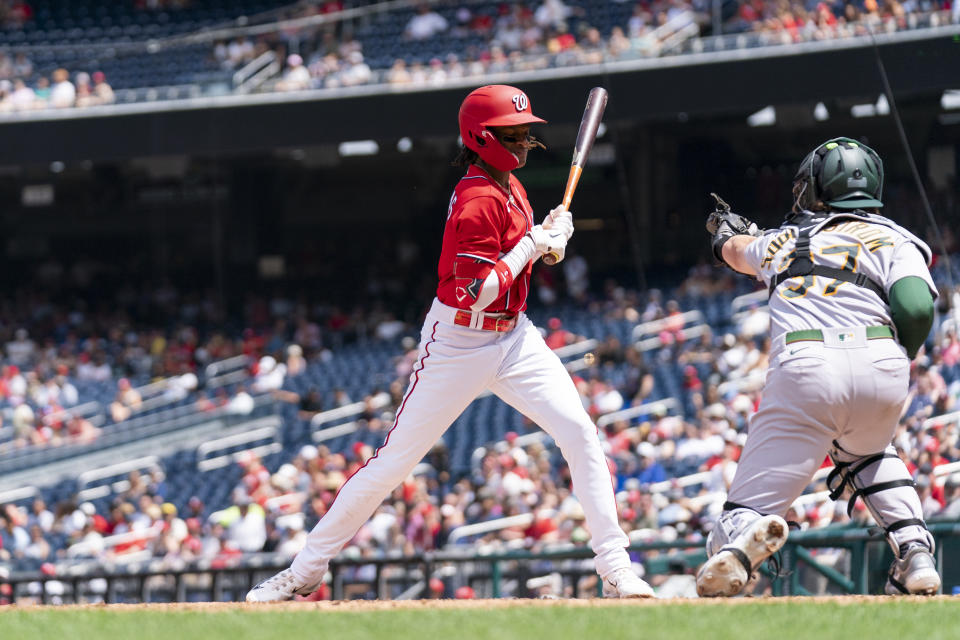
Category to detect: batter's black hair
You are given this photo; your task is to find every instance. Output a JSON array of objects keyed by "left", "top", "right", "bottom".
[{"left": 451, "top": 146, "right": 478, "bottom": 168}]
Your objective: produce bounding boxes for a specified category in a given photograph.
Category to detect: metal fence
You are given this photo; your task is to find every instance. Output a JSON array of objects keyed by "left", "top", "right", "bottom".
[{"left": 4, "top": 520, "right": 959, "bottom": 604}]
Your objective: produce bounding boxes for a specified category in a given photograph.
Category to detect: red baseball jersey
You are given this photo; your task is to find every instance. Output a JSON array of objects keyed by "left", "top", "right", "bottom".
[{"left": 436, "top": 165, "right": 534, "bottom": 313}]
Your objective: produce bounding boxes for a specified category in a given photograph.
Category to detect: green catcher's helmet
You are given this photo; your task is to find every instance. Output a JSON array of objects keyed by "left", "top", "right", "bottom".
[{"left": 793, "top": 137, "right": 884, "bottom": 211}]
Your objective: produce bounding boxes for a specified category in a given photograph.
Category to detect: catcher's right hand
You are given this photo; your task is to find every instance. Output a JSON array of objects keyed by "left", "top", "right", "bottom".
[
  {"left": 705, "top": 194, "right": 762, "bottom": 264},
  {"left": 705, "top": 210, "right": 760, "bottom": 238}
]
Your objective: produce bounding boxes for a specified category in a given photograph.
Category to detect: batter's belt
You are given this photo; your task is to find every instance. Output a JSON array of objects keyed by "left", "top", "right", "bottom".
[
  {"left": 784, "top": 325, "right": 894, "bottom": 344},
  {"left": 454, "top": 309, "right": 517, "bottom": 332}
]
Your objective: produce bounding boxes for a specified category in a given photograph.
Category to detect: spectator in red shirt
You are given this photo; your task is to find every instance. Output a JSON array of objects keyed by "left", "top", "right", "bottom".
[{"left": 544, "top": 317, "right": 575, "bottom": 349}]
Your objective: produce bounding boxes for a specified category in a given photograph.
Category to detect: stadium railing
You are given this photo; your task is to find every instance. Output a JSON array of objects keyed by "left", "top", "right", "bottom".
[
  {"left": 445, "top": 514, "right": 536, "bottom": 546},
  {"left": 65, "top": 523, "right": 164, "bottom": 560},
  {"left": 309, "top": 395, "right": 392, "bottom": 432},
  {"left": 46, "top": 400, "right": 105, "bottom": 426},
  {"left": 923, "top": 410, "right": 960, "bottom": 431},
  {"left": 0, "top": 484, "right": 39, "bottom": 505},
  {"left": 196, "top": 424, "right": 283, "bottom": 471},
  {"left": 730, "top": 289, "right": 769, "bottom": 327},
  {"left": 204, "top": 355, "right": 253, "bottom": 389},
  {"left": 771, "top": 521, "right": 960, "bottom": 596},
  {"left": 0, "top": 393, "right": 279, "bottom": 477},
  {"left": 6, "top": 522, "right": 959, "bottom": 603},
  {"left": 595, "top": 397, "right": 679, "bottom": 429},
  {"left": 550, "top": 339, "right": 600, "bottom": 363},
  {"left": 74, "top": 455, "right": 162, "bottom": 502},
  {"left": 233, "top": 50, "right": 280, "bottom": 95},
  {"left": 632, "top": 310, "right": 705, "bottom": 342}
]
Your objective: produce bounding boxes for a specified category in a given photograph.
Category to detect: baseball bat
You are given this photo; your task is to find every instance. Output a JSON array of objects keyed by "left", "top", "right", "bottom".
[{"left": 543, "top": 86, "right": 609, "bottom": 266}]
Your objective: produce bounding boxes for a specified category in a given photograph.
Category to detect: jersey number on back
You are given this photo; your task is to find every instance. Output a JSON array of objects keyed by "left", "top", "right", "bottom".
[{"left": 780, "top": 243, "right": 860, "bottom": 299}]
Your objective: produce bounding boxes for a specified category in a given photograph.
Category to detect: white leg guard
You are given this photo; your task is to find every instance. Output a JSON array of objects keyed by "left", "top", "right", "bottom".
[{"left": 827, "top": 442, "right": 934, "bottom": 555}]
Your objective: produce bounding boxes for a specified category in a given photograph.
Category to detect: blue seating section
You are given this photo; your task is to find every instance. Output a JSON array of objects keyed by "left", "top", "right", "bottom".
[
  {"left": 353, "top": 0, "right": 640, "bottom": 71},
  {"left": 5, "top": 0, "right": 956, "bottom": 96},
  {"left": 4, "top": 1, "right": 293, "bottom": 46},
  {"left": 8, "top": 0, "right": 686, "bottom": 92},
  {"left": 6, "top": 0, "right": 294, "bottom": 91},
  {"left": 287, "top": 341, "right": 402, "bottom": 408},
  {"left": 23, "top": 43, "right": 230, "bottom": 91}
]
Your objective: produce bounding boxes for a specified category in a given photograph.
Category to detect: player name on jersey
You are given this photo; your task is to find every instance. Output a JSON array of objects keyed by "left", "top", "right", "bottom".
[{"left": 822, "top": 221, "right": 895, "bottom": 252}]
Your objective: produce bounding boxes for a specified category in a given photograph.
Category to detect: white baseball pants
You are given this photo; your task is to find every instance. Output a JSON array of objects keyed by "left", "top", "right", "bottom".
[{"left": 290, "top": 298, "right": 631, "bottom": 584}]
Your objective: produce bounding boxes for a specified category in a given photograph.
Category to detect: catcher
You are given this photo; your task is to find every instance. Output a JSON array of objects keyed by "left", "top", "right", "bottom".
[{"left": 697, "top": 137, "right": 942, "bottom": 597}]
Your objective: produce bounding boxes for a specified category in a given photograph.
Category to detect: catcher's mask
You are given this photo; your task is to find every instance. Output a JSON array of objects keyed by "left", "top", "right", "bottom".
[
  {"left": 791, "top": 137, "right": 884, "bottom": 216},
  {"left": 458, "top": 85, "right": 546, "bottom": 172}
]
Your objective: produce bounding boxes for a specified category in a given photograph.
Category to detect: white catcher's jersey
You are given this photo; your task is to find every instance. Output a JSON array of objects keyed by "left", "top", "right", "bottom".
[{"left": 742, "top": 215, "right": 937, "bottom": 342}]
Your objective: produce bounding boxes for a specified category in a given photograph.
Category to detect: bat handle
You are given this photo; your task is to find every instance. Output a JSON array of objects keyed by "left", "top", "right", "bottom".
[
  {"left": 543, "top": 203, "right": 565, "bottom": 264},
  {"left": 544, "top": 168, "right": 581, "bottom": 265},
  {"left": 560, "top": 166, "right": 581, "bottom": 212},
  {"left": 542, "top": 194, "right": 568, "bottom": 265}
]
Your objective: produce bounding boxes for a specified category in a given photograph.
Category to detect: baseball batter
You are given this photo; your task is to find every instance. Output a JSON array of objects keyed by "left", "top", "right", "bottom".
[
  {"left": 247, "top": 85, "right": 653, "bottom": 602},
  {"left": 696, "top": 137, "right": 942, "bottom": 597}
]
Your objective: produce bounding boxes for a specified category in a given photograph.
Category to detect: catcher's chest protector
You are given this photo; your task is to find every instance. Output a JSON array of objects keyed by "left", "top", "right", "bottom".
[{"left": 768, "top": 213, "right": 888, "bottom": 303}]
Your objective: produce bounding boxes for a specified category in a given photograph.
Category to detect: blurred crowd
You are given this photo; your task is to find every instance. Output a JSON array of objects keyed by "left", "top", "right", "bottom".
[
  {"left": 249, "top": 0, "right": 959, "bottom": 93},
  {"left": 2, "top": 252, "right": 959, "bottom": 600},
  {"left": 0, "top": 1, "right": 32, "bottom": 28},
  {"left": 0, "top": 266, "right": 423, "bottom": 452},
  {"left": 0, "top": 55, "right": 115, "bottom": 112},
  {"left": 2, "top": 0, "right": 952, "bottom": 110}
]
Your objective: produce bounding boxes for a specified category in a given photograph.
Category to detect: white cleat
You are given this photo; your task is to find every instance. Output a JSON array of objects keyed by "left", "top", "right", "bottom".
[
  {"left": 602, "top": 567, "right": 655, "bottom": 598},
  {"left": 245, "top": 568, "right": 323, "bottom": 603},
  {"left": 885, "top": 545, "right": 941, "bottom": 595},
  {"left": 696, "top": 514, "right": 788, "bottom": 598}
]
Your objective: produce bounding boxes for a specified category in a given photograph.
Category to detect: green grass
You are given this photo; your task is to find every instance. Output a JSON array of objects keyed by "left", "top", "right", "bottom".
[{"left": 3, "top": 599, "right": 960, "bottom": 640}]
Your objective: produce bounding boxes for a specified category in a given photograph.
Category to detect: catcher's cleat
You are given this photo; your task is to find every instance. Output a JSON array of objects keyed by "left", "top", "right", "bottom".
[
  {"left": 696, "top": 514, "right": 788, "bottom": 598},
  {"left": 245, "top": 568, "right": 324, "bottom": 602},
  {"left": 885, "top": 544, "right": 941, "bottom": 595},
  {"left": 602, "top": 567, "right": 655, "bottom": 598}
]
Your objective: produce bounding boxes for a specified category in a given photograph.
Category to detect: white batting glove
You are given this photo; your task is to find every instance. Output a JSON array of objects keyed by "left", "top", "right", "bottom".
[
  {"left": 528, "top": 224, "right": 569, "bottom": 257},
  {"left": 544, "top": 206, "right": 574, "bottom": 241},
  {"left": 539, "top": 206, "right": 573, "bottom": 264}
]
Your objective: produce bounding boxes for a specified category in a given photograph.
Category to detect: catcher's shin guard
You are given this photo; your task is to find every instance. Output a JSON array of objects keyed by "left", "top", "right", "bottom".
[{"left": 827, "top": 442, "right": 934, "bottom": 554}]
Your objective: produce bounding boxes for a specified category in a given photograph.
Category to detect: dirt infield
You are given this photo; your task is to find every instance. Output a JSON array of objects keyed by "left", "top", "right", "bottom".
[{"left": 3, "top": 594, "right": 952, "bottom": 613}]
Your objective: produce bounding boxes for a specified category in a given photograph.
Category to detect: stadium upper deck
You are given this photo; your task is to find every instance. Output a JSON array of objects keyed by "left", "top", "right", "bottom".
[{"left": 0, "top": 0, "right": 955, "bottom": 113}]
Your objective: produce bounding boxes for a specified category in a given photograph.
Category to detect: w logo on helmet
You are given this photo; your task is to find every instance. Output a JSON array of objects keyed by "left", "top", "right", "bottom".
[{"left": 512, "top": 93, "right": 528, "bottom": 112}]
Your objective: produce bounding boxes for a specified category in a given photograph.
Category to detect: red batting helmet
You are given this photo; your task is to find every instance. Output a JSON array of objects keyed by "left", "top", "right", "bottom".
[{"left": 458, "top": 85, "right": 546, "bottom": 172}]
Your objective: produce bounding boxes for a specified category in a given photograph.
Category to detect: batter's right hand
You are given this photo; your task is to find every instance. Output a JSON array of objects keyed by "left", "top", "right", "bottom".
[
  {"left": 528, "top": 224, "right": 569, "bottom": 256},
  {"left": 544, "top": 206, "right": 574, "bottom": 241}
]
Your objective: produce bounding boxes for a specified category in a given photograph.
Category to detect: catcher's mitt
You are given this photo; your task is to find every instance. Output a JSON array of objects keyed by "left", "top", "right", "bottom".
[{"left": 705, "top": 193, "right": 762, "bottom": 265}]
